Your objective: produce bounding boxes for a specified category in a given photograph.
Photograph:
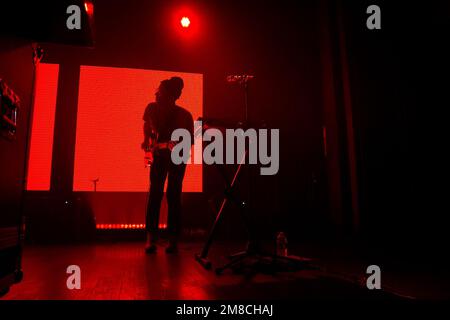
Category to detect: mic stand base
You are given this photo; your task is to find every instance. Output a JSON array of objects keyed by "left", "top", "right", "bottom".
[
  {"left": 195, "top": 254, "right": 212, "bottom": 270},
  {"left": 215, "top": 245, "right": 316, "bottom": 276}
]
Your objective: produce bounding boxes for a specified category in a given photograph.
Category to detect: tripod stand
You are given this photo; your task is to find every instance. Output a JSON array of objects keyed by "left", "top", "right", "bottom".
[
  {"left": 195, "top": 75, "right": 314, "bottom": 274},
  {"left": 196, "top": 147, "right": 313, "bottom": 274},
  {"left": 195, "top": 75, "right": 255, "bottom": 271},
  {"left": 195, "top": 148, "right": 250, "bottom": 271}
]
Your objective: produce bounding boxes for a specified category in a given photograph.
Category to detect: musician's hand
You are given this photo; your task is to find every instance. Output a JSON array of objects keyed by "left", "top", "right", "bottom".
[
  {"left": 141, "top": 140, "right": 150, "bottom": 151},
  {"left": 144, "top": 150, "right": 154, "bottom": 167}
]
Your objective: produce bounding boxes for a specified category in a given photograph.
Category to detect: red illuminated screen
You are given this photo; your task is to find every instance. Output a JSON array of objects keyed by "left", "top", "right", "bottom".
[
  {"left": 26, "top": 63, "right": 59, "bottom": 191},
  {"left": 74, "top": 66, "right": 203, "bottom": 192}
]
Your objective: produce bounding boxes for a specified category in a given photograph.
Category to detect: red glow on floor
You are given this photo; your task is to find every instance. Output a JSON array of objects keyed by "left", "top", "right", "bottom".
[
  {"left": 26, "top": 63, "right": 59, "bottom": 191},
  {"left": 73, "top": 66, "right": 203, "bottom": 192}
]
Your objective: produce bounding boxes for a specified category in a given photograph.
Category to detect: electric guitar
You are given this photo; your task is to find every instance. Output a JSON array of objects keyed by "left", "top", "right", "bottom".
[
  {"left": 144, "top": 140, "right": 177, "bottom": 167},
  {"left": 143, "top": 120, "right": 207, "bottom": 168}
]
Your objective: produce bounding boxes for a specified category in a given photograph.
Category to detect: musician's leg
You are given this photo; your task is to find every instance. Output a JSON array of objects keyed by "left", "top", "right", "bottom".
[
  {"left": 166, "top": 162, "right": 187, "bottom": 252},
  {"left": 145, "top": 154, "right": 168, "bottom": 252}
]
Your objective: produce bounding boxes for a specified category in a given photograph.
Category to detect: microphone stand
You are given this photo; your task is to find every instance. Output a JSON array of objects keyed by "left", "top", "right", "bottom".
[
  {"left": 195, "top": 75, "right": 254, "bottom": 270},
  {"left": 213, "top": 75, "right": 267, "bottom": 274},
  {"left": 196, "top": 75, "right": 315, "bottom": 275}
]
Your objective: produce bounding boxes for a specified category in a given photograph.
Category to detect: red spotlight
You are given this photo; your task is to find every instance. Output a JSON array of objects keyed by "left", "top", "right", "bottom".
[
  {"left": 170, "top": 6, "right": 201, "bottom": 40},
  {"left": 84, "top": 1, "right": 94, "bottom": 15},
  {"left": 180, "top": 16, "right": 190, "bottom": 28}
]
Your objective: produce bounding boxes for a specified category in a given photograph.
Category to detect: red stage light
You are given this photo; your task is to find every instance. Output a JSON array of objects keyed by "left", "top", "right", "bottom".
[
  {"left": 84, "top": 1, "right": 93, "bottom": 14},
  {"left": 180, "top": 16, "right": 190, "bottom": 28},
  {"left": 170, "top": 6, "right": 202, "bottom": 40}
]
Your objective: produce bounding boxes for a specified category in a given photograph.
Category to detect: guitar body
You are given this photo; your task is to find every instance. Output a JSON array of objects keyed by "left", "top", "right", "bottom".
[{"left": 144, "top": 141, "right": 176, "bottom": 167}]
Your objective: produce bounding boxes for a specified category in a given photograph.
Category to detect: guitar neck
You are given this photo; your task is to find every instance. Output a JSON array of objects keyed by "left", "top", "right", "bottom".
[
  {"left": 156, "top": 142, "right": 170, "bottom": 149},
  {"left": 148, "top": 141, "right": 172, "bottom": 151}
]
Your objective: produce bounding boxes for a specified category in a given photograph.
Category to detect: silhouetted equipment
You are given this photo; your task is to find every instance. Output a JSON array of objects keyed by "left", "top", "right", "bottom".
[
  {"left": 0, "top": 1, "right": 95, "bottom": 47},
  {"left": 0, "top": 79, "right": 20, "bottom": 140},
  {"left": 196, "top": 76, "right": 313, "bottom": 274},
  {"left": 195, "top": 135, "right": 250, "bottom": 270},
  {"left": 0, "top": 81, "right": 23, "bottom": 297}
]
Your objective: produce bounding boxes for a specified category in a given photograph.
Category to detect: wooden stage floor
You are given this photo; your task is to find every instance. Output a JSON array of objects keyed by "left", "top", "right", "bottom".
[{"left": 1, "top": 242, "right": 409, "bottom": 300}]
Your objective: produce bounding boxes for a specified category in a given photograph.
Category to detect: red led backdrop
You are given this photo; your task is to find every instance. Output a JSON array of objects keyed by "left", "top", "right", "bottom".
[
  {"left": 27, "top": 64, "right": 203, "bottom": 228},
  {"left": 26, "top": 63, "right": 59, "bottom": 191},
  {"left": 74, "top": 65, "right": 203, "bottom": 192}
]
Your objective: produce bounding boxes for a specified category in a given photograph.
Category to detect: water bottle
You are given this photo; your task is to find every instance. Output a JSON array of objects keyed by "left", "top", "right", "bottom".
[{"left": 276, "top": 232, "right": 288, "bottom": 257}]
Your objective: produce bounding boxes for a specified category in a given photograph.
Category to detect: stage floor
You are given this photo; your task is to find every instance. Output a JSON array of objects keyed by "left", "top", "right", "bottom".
[{"left": 1, "top": 241, "right": 446, "bottom": 300}]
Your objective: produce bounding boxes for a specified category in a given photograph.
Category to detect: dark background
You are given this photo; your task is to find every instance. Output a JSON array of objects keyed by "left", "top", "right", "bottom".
[{"left": 1, "top": 0, "right": 449, "bottom": 266}]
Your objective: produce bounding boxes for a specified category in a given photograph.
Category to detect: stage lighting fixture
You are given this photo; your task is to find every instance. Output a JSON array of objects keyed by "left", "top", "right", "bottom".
[
  {"left": 181, "top": 16, "right": 190, "bottom": 28},
  {"left": 84, "top": 1, "right": 94, "bottom": 15}
]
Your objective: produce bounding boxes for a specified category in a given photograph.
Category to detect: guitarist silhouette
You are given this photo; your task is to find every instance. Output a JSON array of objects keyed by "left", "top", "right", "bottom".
[{"left": 142, "top": 77, "right": 194, "bottom": 254}]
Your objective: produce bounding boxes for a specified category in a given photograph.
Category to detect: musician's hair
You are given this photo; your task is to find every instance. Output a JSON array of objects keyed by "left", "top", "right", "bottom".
[{"left": 160, "top": 77, "right": 184, "bottom": 100}]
